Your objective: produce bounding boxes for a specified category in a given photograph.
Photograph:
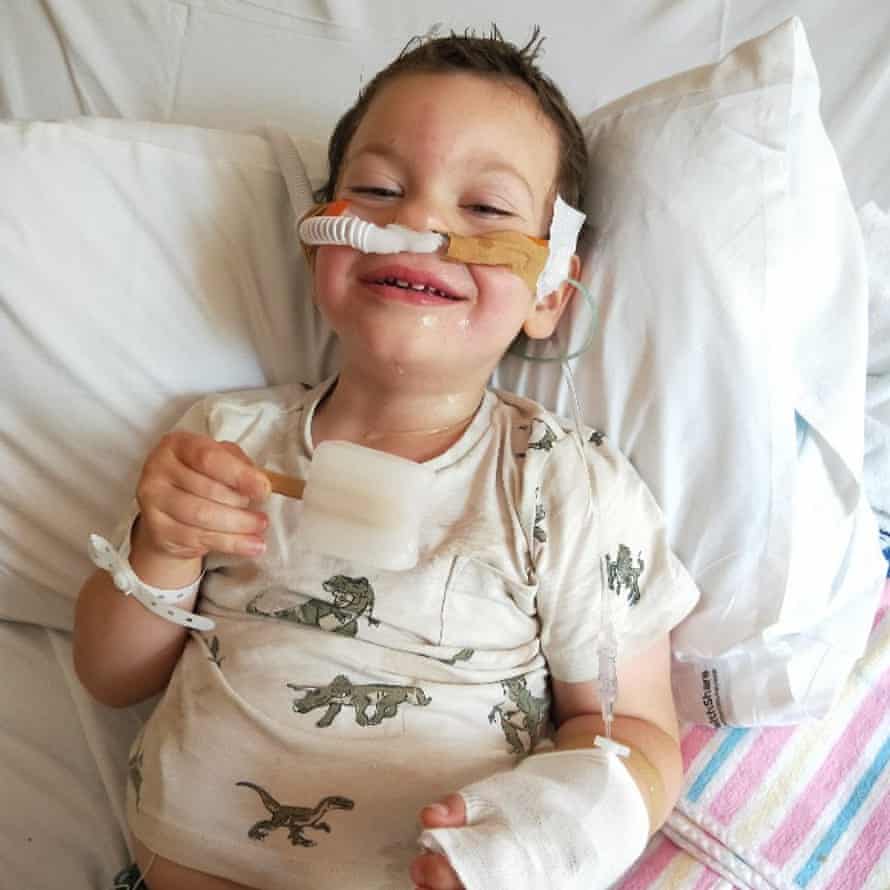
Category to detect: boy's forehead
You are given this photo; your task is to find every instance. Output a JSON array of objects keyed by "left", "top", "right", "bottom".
[
  {"left": 356, "top": 72, "right": 552, "bottom": 141},
  {"left": 347, "top": 72, "right": 560, "bottom": 199}
]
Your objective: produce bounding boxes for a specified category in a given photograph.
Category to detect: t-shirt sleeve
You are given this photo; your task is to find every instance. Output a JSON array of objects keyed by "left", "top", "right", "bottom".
[{"left": 533, "top": 429, "right": 700, "bottom": 683}]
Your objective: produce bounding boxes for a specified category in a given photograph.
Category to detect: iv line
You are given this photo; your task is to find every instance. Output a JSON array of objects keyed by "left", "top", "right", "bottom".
[
  {"left": 515, "top": 274, "right": 619, "bottom": 739},
  {"left": 508, "top": 277, "right": 597, "bottom": 363}
]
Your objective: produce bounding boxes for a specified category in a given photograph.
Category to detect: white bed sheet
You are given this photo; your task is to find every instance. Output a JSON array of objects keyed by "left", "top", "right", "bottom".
[
  {"left": 2, "top": 0, "right": 888, "bottom": 208},
  {"left": 0, "top": 621, "right": 152, "bottom": 889}
]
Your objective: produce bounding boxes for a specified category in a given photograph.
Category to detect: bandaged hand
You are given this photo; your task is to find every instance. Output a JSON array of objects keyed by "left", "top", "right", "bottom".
[
  {"left": 416, "top": 747, "right": 649, "bottom": 890},
  {"left": 412, "top": 794, "right": 468, "bottom": 890}
]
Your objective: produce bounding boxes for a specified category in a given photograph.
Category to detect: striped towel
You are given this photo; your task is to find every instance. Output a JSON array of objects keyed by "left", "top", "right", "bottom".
[{"left": 616, "top": 578, "right": 890, "bottom": 890}]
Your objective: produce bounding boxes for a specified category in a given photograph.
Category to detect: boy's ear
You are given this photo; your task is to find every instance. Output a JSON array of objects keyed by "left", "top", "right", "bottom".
[{"left": 522, "top": 254, "right": 581, "bottom": 340}]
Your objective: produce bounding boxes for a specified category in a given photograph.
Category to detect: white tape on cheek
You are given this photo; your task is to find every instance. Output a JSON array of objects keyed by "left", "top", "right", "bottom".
[{"left": 536, "top": 195, "right": 586, "bottom": 300}]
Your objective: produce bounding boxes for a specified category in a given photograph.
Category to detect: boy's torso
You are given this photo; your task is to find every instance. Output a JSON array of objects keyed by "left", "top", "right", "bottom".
[{"left": 127, "top": 380, "right": 563, "bottom": 889}]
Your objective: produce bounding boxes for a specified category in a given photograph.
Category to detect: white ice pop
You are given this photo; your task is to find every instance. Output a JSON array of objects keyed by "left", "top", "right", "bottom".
[{"left": 265, "top": 440, "right": 434, "bottom": 571}]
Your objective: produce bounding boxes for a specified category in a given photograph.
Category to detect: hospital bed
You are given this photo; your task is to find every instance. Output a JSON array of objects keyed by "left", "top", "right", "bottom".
[{"left": 1, "top": 2, "right": 889, "bottom": 889}]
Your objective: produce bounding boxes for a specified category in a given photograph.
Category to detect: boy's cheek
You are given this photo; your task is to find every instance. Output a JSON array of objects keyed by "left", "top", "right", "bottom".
[
  {"left": 312, "top": 245, "right": 352, "bottom": 308},
  {"left": 468, "top": 264, "right": 536, "bottom": 313}
]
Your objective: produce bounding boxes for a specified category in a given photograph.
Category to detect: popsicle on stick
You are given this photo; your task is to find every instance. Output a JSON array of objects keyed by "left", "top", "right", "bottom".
[
  {"left": 258, "top": 441, "right": 434, "bottom": 571},
  {"left": 263, "top": 469, "right": 305, "bottom": 500}
]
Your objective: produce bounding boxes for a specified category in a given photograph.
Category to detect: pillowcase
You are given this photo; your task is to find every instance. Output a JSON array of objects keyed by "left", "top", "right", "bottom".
[
  {"left": 495, "top": 17, "right": 886, "bottom": 725},
  {"left": 858, "top": 201, "right": 890, "bottom": 544},
  {"left": 0, "top": 119, "right": 324, "bottom": 630}
]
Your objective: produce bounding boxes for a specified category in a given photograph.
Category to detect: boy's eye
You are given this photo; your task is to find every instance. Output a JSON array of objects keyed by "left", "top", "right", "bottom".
[
  {"left": 464, "top": 203, "right": 513, "bottom": 217},
  {"left": 348, "top": 186, "right": 401, "bottom": 199}
]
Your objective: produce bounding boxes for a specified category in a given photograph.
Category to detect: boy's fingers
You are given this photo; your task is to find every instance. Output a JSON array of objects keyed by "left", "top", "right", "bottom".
[
  {"left": 143, "top": 507, "right": 266, "bottom": 558},
  {"left": 168, "top": 462, "right": 251, "bottom": 508},
  {"left": 410, "top": 852, "right": 464, "bottom": 890},
  {"left": 218, "top": 441, "right": 272, "bottom": 499},
  {"left": 419, "top": 794, "right": 467, "bottom": 828},
  {"left": 174, "top": 435, "right": 269, "bottom": 500},
  {"left": 158, "top": 490, "right": 267, "bottom": 537}
]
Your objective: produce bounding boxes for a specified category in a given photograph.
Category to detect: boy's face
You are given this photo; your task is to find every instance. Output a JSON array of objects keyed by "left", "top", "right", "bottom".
[{"left": 313, "top": 72, "right": 571, "bottom": 387}]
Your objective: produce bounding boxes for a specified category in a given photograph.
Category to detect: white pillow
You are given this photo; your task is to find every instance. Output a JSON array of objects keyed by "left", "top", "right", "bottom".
[
  {"left": 0, "top": 119, "right": 324, "bottom": 629},
  {"left": 1, "top": 19, "right": 883, "bottom": 727},
  {"left": 858, "top": 201, "right": 890, "bottom": 539},
  {"left": 496, "top": 17, "right": 886, "bottom": 725}
]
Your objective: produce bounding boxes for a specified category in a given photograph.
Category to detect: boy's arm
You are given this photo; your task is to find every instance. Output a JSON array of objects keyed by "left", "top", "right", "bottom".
[
  {"left": 551, "top": 633, "right": 682, "bottom": 832},
  {"left": 73, "top": 432, "right": 270, "bottom": 709},
  {"left": 413, "top": 633, "right": 680, "bottom": 889},
  {"left": 73, "top": 520, "right": 203, "bottom": 708}
]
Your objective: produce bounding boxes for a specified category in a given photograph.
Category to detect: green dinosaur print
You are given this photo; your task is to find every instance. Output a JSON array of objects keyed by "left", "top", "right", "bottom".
[
  {"left": 533, "top": 502, "right": 547, "bottom": 543},
  {"left": 437, "top": 647, "right": 475, "bottom": 665},
  {"left": 527, "top": 421, "right": 557, "bottom": 452},
  {"left": 605, "top": 544, "right": 645, "bottom": 606},
  {"left": 207, "top": 635, "right": 224, "bottom": 667},
  {"left": 288, "top": 674, "right": 432, "bottom": 727},
  {"left": 246, "top": 575, "right": 380, "bottom": 637},
  {"left": 488, "top": 676, "right": 549, "bottom": 755},
  {"left": 237, "top": 781, "right": 353, "bottom": 847},
  {"left": 128, "top": 748, "right": 144, "bottom": 811},
  {"left": 515, "top": 419, "right": 557, "bottom": 457}
]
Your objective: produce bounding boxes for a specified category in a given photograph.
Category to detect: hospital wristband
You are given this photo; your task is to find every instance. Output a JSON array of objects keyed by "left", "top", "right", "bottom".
[{"left": 88, "top": 532, "right": 214, "bottom": 632}]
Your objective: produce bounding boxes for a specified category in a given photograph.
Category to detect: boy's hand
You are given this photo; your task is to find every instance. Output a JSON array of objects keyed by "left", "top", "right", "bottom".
[
  {"left": 135, "top": 431, "right": 270, "bottom": 561},
  {"left": 411, "top": 794, "right": 466, "bottom": 890}
]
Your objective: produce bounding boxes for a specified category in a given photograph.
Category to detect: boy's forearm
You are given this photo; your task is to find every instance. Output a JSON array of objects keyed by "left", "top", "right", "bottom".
[
  {"left": 554, "top": 713, "right": 682, "bottom": 832},
  {"left": 73, "top": 524, "right": 203, "bottom": 708}
]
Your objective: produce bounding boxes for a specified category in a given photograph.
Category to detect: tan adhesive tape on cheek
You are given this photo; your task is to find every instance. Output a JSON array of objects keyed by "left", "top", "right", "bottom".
[{"left": 443, "top": 230, "right": 549, "bottom": 296}]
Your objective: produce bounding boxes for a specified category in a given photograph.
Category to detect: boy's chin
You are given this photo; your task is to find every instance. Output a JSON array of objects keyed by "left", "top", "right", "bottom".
[{"left": 339, "top": 349, "right": 488, "bottom": 390}]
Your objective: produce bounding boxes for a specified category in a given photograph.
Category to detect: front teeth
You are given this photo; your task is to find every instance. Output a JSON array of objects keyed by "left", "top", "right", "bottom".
[{"left": 375, "top": 276, "right": 453, "bottom": 299}]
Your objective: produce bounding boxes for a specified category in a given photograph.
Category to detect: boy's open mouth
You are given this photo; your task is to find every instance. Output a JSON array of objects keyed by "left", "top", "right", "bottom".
[
  {"left": 361, "top": 265, "right": 466, "bottom": 302},
  {"left": 368, "top": 276, "right": 461, "bottom": 300}
]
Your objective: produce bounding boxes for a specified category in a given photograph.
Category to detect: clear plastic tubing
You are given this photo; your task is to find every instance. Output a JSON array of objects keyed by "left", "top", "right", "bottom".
[{"left": 562, "top": 358, "right": 619, "bottom": 740}]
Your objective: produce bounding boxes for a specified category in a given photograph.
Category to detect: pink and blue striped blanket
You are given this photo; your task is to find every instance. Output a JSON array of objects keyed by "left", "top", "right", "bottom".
[{"left": 617, "top": 578, "right": 890, "bottom": 890}]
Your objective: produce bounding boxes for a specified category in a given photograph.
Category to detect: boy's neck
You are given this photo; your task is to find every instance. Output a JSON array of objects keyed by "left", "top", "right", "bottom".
[{"left": 311, "top": 366, "right": 487, "bottom": 462}]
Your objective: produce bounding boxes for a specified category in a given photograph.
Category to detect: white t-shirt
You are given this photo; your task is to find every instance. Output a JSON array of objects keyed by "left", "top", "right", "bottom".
[{"left": 125, "top": 378, "right": 699, "bottom": 889}]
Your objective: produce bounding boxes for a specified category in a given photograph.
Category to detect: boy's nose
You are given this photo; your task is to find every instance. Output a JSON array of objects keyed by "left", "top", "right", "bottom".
[{"left": 391, "top": 197, "right": 448, "bottom": 235}]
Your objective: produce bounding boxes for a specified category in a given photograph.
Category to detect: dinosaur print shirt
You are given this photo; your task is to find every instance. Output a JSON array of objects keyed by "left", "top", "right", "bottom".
[{"left": 122, "top": 378, "right": 699, "bottom": 890}]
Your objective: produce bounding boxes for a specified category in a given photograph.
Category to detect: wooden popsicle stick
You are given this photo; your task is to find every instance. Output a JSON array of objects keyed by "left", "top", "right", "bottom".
[{"left": 263, "top": 469, "right": 306, "bottom": 500}]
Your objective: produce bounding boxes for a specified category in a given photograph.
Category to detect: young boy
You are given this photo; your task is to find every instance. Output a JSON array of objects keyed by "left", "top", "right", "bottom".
[{"left": 74, "top": 29, "right": 698, "bottom": 890}]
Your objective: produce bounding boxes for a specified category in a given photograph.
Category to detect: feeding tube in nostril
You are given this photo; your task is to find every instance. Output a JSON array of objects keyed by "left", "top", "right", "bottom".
[{"left": 299, "top": 214, "right": 446, "bottom": 255}]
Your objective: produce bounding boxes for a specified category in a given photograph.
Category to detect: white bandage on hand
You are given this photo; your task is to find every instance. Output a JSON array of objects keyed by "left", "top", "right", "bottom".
[{"left": 418, "top": 747, "right": 649, "bottom": 890}]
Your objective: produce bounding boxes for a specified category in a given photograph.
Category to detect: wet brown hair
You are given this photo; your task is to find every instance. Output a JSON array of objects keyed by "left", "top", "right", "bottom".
[{"left": 316, "top": 25, "right": 588, "bottom": 211}]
